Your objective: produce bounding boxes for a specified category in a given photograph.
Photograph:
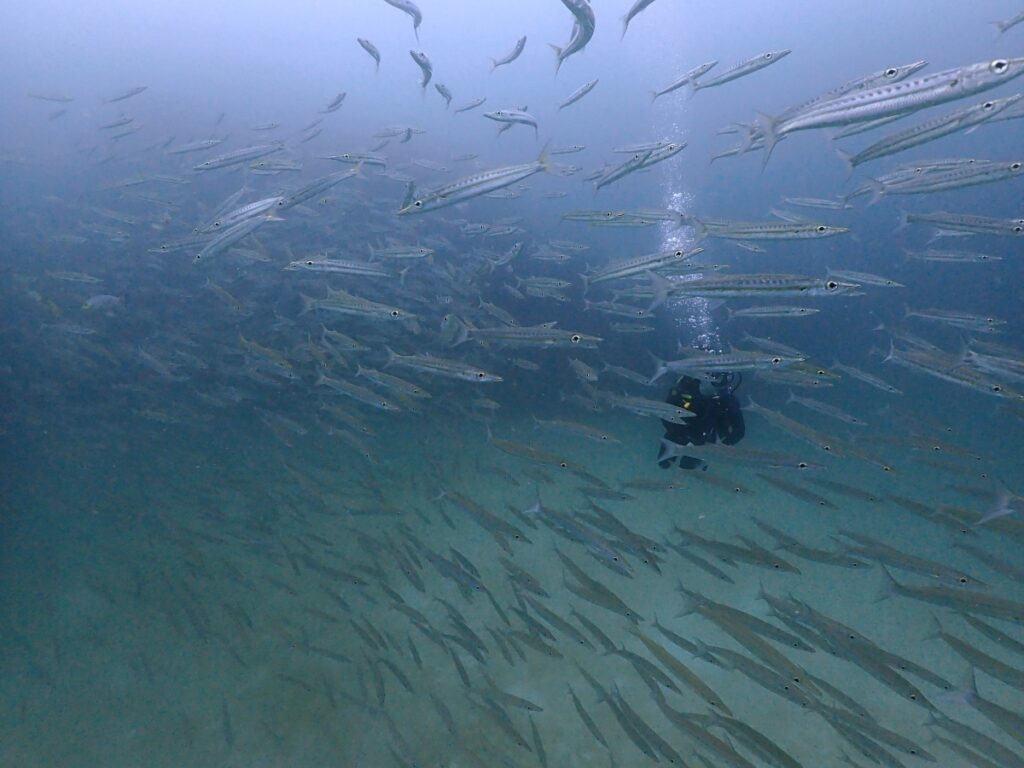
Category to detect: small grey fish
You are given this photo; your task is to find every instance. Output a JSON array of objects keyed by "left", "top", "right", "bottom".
[
  {"left": 104, "top": 85, "right": 147, "bottom": 103},
  {"left": 357, "top": 38, "right": 381, "bottom": 71},
  {"left": 559, "top": 79, "right": 598, "bottom": 110},
  {"left": 434, "top": 83, "right": 453, "bottom": 108},
  {"left": 651, "top": 61, "right": 718, "bottom": 101},
  {"left": 454, "top": 96, "right": 487, "bottom": 113},
  {"left": 409, "top": 50, "right": 432, "bottom": 90},
  {"left": 551, "top": 0, "right": 596, "bottom": 74},
  {"left": 622, "top": 0, "right": 659, "bottom": 38},
  {"left": 483, "top": 109, "right": 539, "bottom": 136},
  {"left": 692, "top": 50, "right": 790, "bottom": 95},
  {"left": 321, "top": 92, "right": 346, "bottom": 113},
  {"left": 491, "top": 35, "right": 527, "bottom": 71},
  {"left": 382, "top": 0, "right": 422, "bottom": 39}
]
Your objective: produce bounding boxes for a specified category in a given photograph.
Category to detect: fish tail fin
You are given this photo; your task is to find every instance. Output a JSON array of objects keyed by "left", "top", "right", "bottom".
[
  {"left": 382, "top": 345, "right": 397, "bottom": 368},
  {"left": 976, "top": 476, "right": 1015, "bottom": 526},
  {"left": 687, "top": 80, "right": 699, "bottom": 100},
  {"left": 450, "top": 316, "right": 470, "bottom": 347},
  {"left": 694, "top": 639, "right": 719, "bottom": 665},
  {"left": 647, "top": 350, "right": 667, "bottom": 384},
  {"left": 924, "top": 612, "right": 944, "bottom": 642},
  {"left": 299, "top": 293, "right": 316, "bottom": 315},
  {"left": 649, "top": 90, "right": 660, "bottom": 104},
  {"left": 943, "top": 667, "right": 979, "bottom": 707},
  {"left": 882, "top": 339, "right": 896, "bottom": 364},
  {"left": 894, "top": 209, "right": 911, "bottom": 233},
  {"left": 873, "top": 564, "right": 898, "bottom": 603},
  {"left": 864, "top": 179, "right": 885, "bottom": 206},
  {"left": 754, "top": 112, "right": 780, "bottom": 168},
  {"left": 658, "top": 438, "right": 684, "bottom": 460},
  {"left": 548, "top": 44, "right": 563, "bottom": 74},
  {"left": 836, "top": 148, "right": 855, "bottom": 175},
  {"left": 646, "top": 270, "right": 670, "bottom": 311},
  {"left": 620, "top": 16, "right": 629, "bottom": 40},
  {"left": 536, "top": 139, "right": 553, "bottom": 174}
]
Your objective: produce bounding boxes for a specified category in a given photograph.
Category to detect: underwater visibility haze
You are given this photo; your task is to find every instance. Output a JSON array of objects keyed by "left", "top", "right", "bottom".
[{"left": 2, "top": 1, "right": 1024, "bottom": 766}]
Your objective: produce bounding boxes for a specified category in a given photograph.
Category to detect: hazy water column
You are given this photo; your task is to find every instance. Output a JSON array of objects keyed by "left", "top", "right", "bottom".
[{"left": 650, "top": 6, "right": 719, "bottom": 352}]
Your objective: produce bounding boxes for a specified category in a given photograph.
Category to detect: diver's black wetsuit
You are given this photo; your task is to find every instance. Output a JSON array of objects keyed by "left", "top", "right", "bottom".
[{"left": 657, "top": 375, "right": 745, "bottom": 469}]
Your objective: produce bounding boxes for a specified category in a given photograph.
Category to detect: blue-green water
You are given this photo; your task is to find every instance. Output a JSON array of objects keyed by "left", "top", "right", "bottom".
[{"left": 2, "top": 1, "right": 1023, "bottom": 766}]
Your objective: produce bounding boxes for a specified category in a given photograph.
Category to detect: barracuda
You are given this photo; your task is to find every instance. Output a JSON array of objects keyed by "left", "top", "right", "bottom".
[
  {"left": 384, "top": 346, "right": 503, "bottom": 382},
  {"left": 651, "top": 61, "right": 718, "bottom": 101},
  {"left": 650, "top": 348, "right": 805, "bottom": 382},
  {"left": 692, "top": 50, "right": 791, "bottom": 94},
  {"left": 759, "top": 56, "right": 1024, "bottom": 160},
  {"left": 398, "top": 152, "right": 550, "bottom": 214},
  {"left": 693, "top": 218, "right": 849, "bottom": 240},
  {"left": 581, "top": 245, "right": 702, "bottom": 290},
  {"left": 193, "top": 143, "right": 283, "bottom": 171},
  {"left": 284, "top": 258, "right": 391, "bottom": 277},
  {"left": 648, "top": 272, "right": 858, "bottom": 308},
  {"left": 839, "top": 95, "right": 1022, "bottom": 168}
]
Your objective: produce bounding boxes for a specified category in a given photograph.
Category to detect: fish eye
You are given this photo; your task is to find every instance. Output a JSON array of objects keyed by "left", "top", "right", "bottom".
[
  {"left": 993, "top": 384, "right": 1002, "bottom": 392},
  {"left": 816, "top": 225, "right": 827, "bottom": 232},
  {"left": 559, "top": 461, "right": 568, "bottom": 468},
  {"left": 993, "top": 59, "right": 1009, "bottom": 73},
  {"left": 1013, "top": 162, "right": 1022, "bottom": 170},
  {"left": 984, "top": 101, "right": 994, "bottom": 109},
  {"left": 798, "top": 462, "right": 808, "bottom": 468},
  {"left": 826, "top": 280, "right": 839, "bottom": 289},
  {"left": 476, "top": 371, "right": 485, "bottom": 378},
  {"left": 765, "top": 53, "right": 773, "bottom": 58},
  {"left": 885, "top": 67, "right": 898, "bottom": 77},
  {"left": 570, "top": 334, "right": 581, "bottom": 343},
  {"left": 306, "top": 260, "right": 314, "bottom": 265},
  {"left": 380, "top": 401, "right": 389, "bottom": 407},
  {"left": 390, "top": 310, "right": 400, "bottom": 317},
  {"left": 675, "top": 250, "right": 684, "bottom": 257},
  {"left": 771, "top": 356, "right": 782, "bottom": 364},
  {"left": 414, "top": 200, "right": 423, "bottom": 207}
]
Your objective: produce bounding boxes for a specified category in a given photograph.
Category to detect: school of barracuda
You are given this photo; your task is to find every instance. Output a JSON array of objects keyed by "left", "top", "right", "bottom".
[{"left": 3, "top": 1, "right": 1024, "bottom": 767}]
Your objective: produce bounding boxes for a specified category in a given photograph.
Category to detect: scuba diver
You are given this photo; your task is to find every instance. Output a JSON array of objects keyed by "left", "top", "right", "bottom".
[{"left": 657, "top": 372, "right": 745, "bottom": 469}]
